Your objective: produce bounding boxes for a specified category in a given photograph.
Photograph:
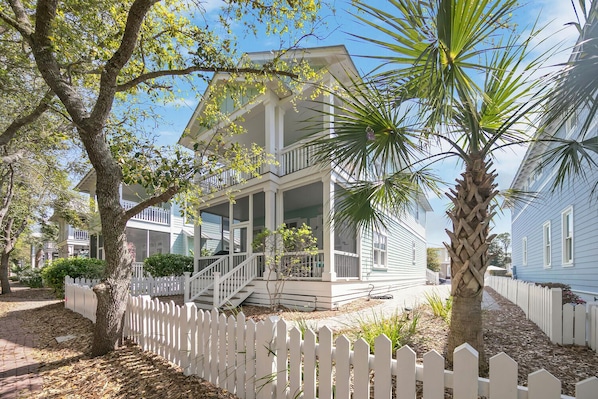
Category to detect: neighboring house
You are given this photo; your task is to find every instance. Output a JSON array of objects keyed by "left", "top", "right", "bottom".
[
  {"left": 430, "top": 247, "right": 451, "bottom": 279},
  {"left": 52, "top": 170, "right": 195, "bottom": 275},
  {"left": 49, "top": 214, "right": 90, "bottom": 258},
  {"left": 510, "top": 105, "right": 598, "bottom": 304},
  {"left": 179, "top": 45, "right": 432, "bottom": 310}
]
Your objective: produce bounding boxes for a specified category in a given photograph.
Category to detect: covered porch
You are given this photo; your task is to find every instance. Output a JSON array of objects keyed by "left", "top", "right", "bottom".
[{"left": 195, "top": 181, "right": 360, "bottom": 281}]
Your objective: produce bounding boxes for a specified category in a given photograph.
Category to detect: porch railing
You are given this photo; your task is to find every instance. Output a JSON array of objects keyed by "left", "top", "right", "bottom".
[
  {"left": 213, "top": 254, "right": 259, "bottom": 308},
  {"left": 279, "top": 141, "right": 318, "bottom": 176},
  {"left": 334, "top": 250, "right": 359, "bottom": 278},
  {"left": 197, "top": 254, "right": 247, "bottom": 271},
  {"left": 256, "top": 250, "right": 325, "bottom": 279},
  {"left": 72, "top": 229, "right": 89, "bottom": 241},
  {"left": 121, "top": 199, "right": 170, "bottom": 224},
  {"left": 185, "top": 256, "right": 228, "bottom": 302},
  {"left": 132, "top": 262, "right": 145, "bottom": 279},
  {"left": 197, "top": 156, "right": 265, "bottom": 192}
]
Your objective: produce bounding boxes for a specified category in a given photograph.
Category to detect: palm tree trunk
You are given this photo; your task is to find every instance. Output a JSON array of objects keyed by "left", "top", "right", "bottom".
[{"left": 445, "top": 155, "right": 498, "bottom": 369}]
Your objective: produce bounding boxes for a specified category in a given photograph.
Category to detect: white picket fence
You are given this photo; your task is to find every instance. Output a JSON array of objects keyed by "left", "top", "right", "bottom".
[
  {"left": 65, "top": 279, "right": 598, "bottom": 399},
  {"left": 64, "top": 276, "right": 184, "bottom": 297},
  {"left": 487, "top": 277, "right": 598, "bottom": 351}
]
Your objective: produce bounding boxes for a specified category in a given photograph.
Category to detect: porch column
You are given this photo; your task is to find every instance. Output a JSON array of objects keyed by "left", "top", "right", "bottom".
[
  {"left": 263, "top": 96, "right": 277, "bottom": 175},
  {"left": 322, "top": 177, "right": 336, "bottom": 281},
  {"left": 264, "top": 188, "right": 278, "bottom": 281},
  {"left": 265, "top": 188, "right": 277, "bottom": 231}
]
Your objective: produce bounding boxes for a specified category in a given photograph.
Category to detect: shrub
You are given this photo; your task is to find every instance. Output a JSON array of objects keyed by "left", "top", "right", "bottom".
[
  {"left": 535, "top": 282, "right": 586, "bottom": 305},
  {"left": 19, "top": 268, "right": 44, "bottom": 288},
  {"left": 41, "top": 257, "right": 106, "bottom": 297},
  {"left": 346, "top": 309, "right": 419, "bottom": 353},
  {"left": 424, "top": 290, "right": 452, "bottom": 324},
  {"left": 143, "top": 253, "right": 193, "bottom": 277}
]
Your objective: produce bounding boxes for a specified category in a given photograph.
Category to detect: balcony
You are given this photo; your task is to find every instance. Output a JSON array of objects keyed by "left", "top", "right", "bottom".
[
  {"left": 198, "top": 142, "right": 321, "bottom": 193},
  {"left": 121, "top": 200, "right": 170, "bottom": 225},
  {"left": 72, "top": 229, "right": 89, "bottom": 241}
]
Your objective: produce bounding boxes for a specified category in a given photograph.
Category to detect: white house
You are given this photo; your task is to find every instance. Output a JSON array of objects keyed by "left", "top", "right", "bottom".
[
  {"left": 179, "top": 45, "right": 432, "bottom": 310},
  {"left": 52, "top": 170, "right": 195, "bottom": 276}
]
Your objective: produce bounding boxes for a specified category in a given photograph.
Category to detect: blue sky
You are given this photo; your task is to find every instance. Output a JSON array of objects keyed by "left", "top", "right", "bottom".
[{"left": 149, "top": 0, "right": 583, "bottom": 248}]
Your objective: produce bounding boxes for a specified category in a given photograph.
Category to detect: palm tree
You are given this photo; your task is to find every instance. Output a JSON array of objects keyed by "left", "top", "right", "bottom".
[
  {"left": 310, "top": 0, "right": 548, "bottom": 365},
  {"left": 536, "top": 0, "right": 598, "bottom": 192}
]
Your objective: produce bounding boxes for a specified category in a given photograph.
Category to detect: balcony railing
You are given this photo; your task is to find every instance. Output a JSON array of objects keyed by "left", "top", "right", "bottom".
[
  {"left": 279, "top": 141, "right": 318, "bottom": 176},
  {"left": 121, "top": 200, "right": 170, "bottom": 224},
  {"left": 72, "top": 229, "right": 89, "bottom": 241}
]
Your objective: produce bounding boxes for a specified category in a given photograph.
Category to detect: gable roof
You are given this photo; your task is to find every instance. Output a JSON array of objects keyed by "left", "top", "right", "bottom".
[{"left": 178, "top": 45, "right": 358, "bottom": 149}]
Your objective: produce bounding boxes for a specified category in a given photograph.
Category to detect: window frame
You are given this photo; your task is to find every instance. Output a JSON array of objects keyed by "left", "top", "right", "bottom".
[
  {"left": 543, "top": 221, "right": 551, "bottom": 268},
  {"left": 372, "top": 229, "right": 388, "bottom": 269},
  {"left": 561, "top": 206, "right": 574, "bottom": 266}
]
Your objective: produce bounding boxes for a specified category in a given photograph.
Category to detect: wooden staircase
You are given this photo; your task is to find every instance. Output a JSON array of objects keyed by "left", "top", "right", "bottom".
[
  {"left": 184, "top": 254, "right": 260, "bottom": 310},
  {"left": 191, "top": 284, "right": 255, "bottom": 310}
]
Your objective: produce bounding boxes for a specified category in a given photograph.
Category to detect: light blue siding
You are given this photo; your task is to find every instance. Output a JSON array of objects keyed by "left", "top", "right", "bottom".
[
  {"left": 512, "top": 121, "right": 598, "bottom": 299},
  {"left": 360, "top": 217, "right": 426, "bottom": 283}
]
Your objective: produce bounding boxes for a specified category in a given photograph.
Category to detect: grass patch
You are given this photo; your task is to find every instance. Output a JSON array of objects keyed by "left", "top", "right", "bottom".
[
  {"left": 424, "top": 291, "right": 452, "bottom": 324},
  {"left": 344, "top": 309, "right": 419, "bottom": 353}
]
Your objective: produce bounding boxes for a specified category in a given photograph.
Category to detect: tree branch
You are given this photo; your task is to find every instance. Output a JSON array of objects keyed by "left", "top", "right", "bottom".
[
  {"left": 32, "top": 0, "right": 89, "bottom": 128},
  {"left": 89, "top": 0, "right": 160, "bottom": 131},
  {"left": 2, "top": 0, "right": 33, "bottom": 39},
  {"left": 123, "top": 185, "right": 179, "bottom": 221},
  {"left": 116, "top": 65, "right": 299, "bottom": 92},
  {"left": 0, "top": 91, "right": 53, "bottom": 147}
]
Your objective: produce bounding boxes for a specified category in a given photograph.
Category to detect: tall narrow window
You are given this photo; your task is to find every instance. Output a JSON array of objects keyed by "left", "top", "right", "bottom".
[
  {"left": 522, "top": 237, "right": 528, "bottom": 266},
  {"left": 373, "top": 230, "right": 387, "bottom": 268},
  {"left": 412, "top": 242, "right": 416, "bottom": 264},
  {"left": 543, "top": 222, "right": 551, "bottom": 268},
  {"left": 562, "top": 207, "right": 573, "bottom": 265}
]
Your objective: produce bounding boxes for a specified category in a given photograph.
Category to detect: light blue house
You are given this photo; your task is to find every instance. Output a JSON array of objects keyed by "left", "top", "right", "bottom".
[
  {"left": 179, "top": 45, "right": 433, "bottom": 309},
  {"left": 510, "top": 106, "right": 598, "bottom": 303}
]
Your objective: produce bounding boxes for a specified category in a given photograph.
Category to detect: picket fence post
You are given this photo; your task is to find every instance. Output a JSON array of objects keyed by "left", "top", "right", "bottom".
[
  {"left": 550, "top": 288, "right": 562, "bottom": 344},
  {"left": 489, "top": 352, "right": 517, "bottom": 399},
  {"left": 453, "top": 343, "right": 478, "bottom": 399}
]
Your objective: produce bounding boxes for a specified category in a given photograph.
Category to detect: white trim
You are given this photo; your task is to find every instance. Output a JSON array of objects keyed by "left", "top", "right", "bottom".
[
  {"left": 561, "top": 206, "right": 574, "bottom": 267},
  {"left": 542, "top": 221, "right": 551, "bottom": 268},
  {"left": 373, "top": 229, "right": 388, "bottom": 269}
]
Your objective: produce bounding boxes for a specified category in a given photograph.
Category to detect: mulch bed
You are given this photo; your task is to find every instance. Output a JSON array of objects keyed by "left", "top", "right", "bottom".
[{"left": 2, "top": 285, "right": 597, "bottom": 397}]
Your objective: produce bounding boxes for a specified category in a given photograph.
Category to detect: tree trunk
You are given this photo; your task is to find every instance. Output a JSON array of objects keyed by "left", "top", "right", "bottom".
[
  {"left": 84, "top": 133, "right": 131, "bottom": 357},
  {"left": 0, "top": 252, "right": 11, "bottom": 294},
  {"left": 34, "top": 247, "right": 43, "bottom": 268},
  {"left": 445, "top": 155, "right": 498, "bottom": 369}
]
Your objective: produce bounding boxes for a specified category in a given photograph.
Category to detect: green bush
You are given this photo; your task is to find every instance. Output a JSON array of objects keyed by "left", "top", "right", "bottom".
[
  {"left": 143, "top": 253, "right": 193, "bottom": 277},
  {"left": 41, "top": 257, "right": 106, "bottom": 297},
  {"left": 19, "top": 268, "right": 44, "bottom": 288}
]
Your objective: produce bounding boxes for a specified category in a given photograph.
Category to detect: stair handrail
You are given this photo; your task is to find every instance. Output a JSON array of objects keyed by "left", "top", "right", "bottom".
[
  {"left": 184, "top": 256, "right": 230, "bottom": 302},
  {"left": 213, "top": 253, "right": 259, "bottom": 308}
]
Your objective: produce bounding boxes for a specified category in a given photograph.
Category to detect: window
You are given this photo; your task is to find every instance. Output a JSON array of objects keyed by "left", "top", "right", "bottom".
[
  {"left": 412, "top": 242, "right": 416, "bottom": 265},
  {"left": 373, "top": 230, "right": 387, "bottom": 268},
  {"left": 522, "top": 237, "right": 527, "bottom": 266},
  {"left": 543, "top": 222, "right": 551, "bottom": 268},
  {"left": 561, "top": 207, "right": 573, "bottom": 265}
]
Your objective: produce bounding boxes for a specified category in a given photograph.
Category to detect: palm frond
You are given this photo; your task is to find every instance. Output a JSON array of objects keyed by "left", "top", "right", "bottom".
[
  {"left": 333, "top": 168, "right": 440, "bottom": 232},
  {"left": 307, "top": 74, "right": 423, "bottom": 177}
]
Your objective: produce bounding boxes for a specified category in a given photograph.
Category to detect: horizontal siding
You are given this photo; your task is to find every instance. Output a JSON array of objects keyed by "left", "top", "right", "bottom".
[
  {"left": 360, "top": 218, "right": 426, "bottom": 282},
  {"left": 512, "top": 140, "right": 598, "bottom": 295}
]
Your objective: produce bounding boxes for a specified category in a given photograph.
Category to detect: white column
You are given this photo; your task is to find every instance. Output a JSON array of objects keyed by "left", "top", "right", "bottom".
[
  {"left": 264, "top": 97, "right": 277, "bottom": 174},
  {"left": 264, "top": 188, "right": 278, "bottom": 281},
  {"left": 322, "top": 176, "right": 336, "bottom": 281},
  {"left": 265, "top": 188, "right": 277, "bottom": 231}
]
